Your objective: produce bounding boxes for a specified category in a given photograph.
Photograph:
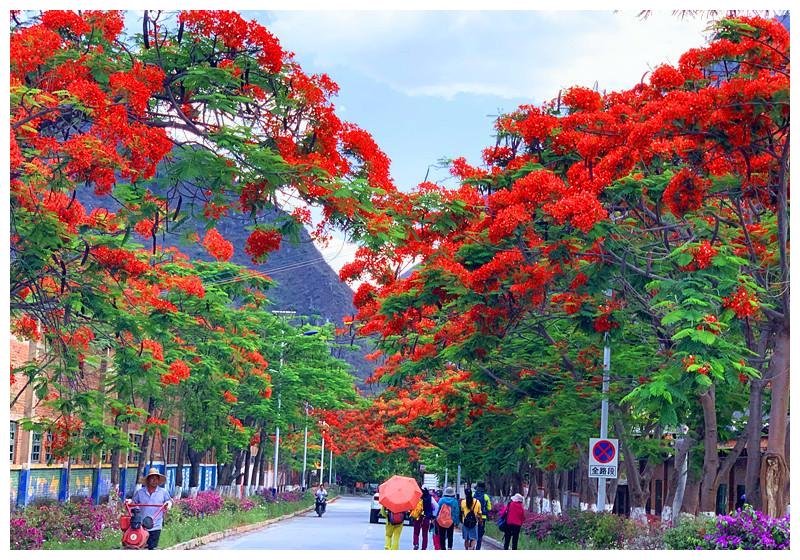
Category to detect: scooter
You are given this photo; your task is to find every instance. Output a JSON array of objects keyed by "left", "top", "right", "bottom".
[
  {"left": 315, "top": 496, "right": 327, "bottom": 517},
  {"left": 120, "top": 502, "right": 168, "bottom": 549}
]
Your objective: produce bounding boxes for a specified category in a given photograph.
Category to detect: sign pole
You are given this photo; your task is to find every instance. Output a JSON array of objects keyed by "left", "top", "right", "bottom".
[{"left": 597, "top": 289, "right": 612, "bottom": 512}]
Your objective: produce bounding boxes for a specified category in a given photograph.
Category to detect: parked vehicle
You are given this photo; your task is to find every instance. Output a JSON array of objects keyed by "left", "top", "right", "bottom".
[{"left": 369, "top": 492, "right": 382, "bottom": 523}]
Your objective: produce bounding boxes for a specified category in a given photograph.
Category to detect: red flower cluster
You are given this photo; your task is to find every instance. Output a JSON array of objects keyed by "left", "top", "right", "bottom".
[
  {"left": 223, "top": 390, "right": 238, "bottom": 403},
  {"left": 12, "top": 315, "right": 40, "bottom": 342},
  {"left": 696, "top": 314, "right": 721, "bottom": 333},
  {"left": 683, "top": 240, "right": 718, "bottom": 270},
  {"left": 562, "top": 86, "right": 603, "bottom": 112},
  {"left": 49, "top": 416, "right": 84, "bottom": 461},
  {"left": 203, "top": 228, "right": 234, "bottom": 262},
  {"left": 92, "top": 246, "right": 150, "bottom": 277},
  {"left": 134, "top": 218, "right": 155, "bottom": 238},
  {"left": 109, "top": 62, "right": 165, "bottom": 115},
  {"left": 723, "top": 285, "right": 760, "bottom": 319},
  {"left": 171, "top": 275, "right": 206, "bottom": 299},
  {"left": 593, "top": 315, "right": 619, "bottom": 333},
  {"left": 662, "top": 168, "right": 709, "bottom": 217},
  {"left": 228, "top": 415, "right": 245, "bottom": 431},
  {"left": 161, "top": 360, "right": 191, "bottom": 385},
  {"left": 142, "top": 339, "right": 164, "bottom": 361},
  {"left": 245, "top": 228, "right": 282, "bottom": 263},
  {"left": 66, "top": 326, "right": 95, "bottom": 351},
  {"left": 650, "top": 64, "right": 685, "bottom": 90}
]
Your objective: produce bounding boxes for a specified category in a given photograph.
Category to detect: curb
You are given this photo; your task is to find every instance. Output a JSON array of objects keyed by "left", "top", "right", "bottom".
[
  {"left": 167, "top": 495, "right": 340, "bottom": 550},
  {"left": 482, "top": 535, "right": 503, "bottom": 550}
]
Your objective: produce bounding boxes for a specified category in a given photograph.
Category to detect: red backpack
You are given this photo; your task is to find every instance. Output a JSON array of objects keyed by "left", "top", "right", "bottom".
[{"left": 388, "top": 510, "right": 405, "bottom": 525}]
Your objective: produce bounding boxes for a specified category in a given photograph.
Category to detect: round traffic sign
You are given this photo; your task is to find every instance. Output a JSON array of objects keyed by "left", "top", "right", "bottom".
[{"left": 592, "top": 440, "right": 616, "bottom": 464}]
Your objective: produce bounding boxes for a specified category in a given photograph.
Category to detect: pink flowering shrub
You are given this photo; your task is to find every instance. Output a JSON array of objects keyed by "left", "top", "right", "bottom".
[
  {"left": 10, "top": 517, "right": 45, "bottom": 550},
  {"left": 10, "top": 499, "right": 119, "bottom": 549},
  {"left": 177, "top": 490, "right": 224, "bottom": 516}
]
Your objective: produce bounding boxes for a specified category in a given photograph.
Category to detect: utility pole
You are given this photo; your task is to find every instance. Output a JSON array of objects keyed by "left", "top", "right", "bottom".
[
  {"left": 319, "top": 431, "right": 325, "bottom": 483},
  {"left": 301, "top": 402, "right": 310, "bottom": 490},
  {"left": 596, "top": 288, "right": 612, "bottom": 512},
  {"left": 273, "top": 390, "right": 281, "bottom": 489},
  {"left": 329, "top": 449, "right": 333, "bottom": 485}
]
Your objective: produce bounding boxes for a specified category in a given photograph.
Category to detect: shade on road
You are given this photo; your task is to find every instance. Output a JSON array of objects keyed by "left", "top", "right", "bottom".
[{"left": 199, "top": 496, "right": 472, "bottom": 550}]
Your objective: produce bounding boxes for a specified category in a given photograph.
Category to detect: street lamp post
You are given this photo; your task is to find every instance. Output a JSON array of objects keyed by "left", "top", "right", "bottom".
[
  {"left": 329, "top": 449, "right": 333, "bottom": 485},
  {"left": 270, "top": 310, "right": 318, "bottom": 492},
  {"left": 319, "top": 430, "right": 325, "bottom": 483}
]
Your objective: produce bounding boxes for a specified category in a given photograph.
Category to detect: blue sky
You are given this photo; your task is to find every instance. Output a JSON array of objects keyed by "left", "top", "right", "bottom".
[
  {"left": 251, "top": 11, "right": 709, "bottom": 191},
  {"left": 244, "top": 11, "right": 709, "bottom": 271}
]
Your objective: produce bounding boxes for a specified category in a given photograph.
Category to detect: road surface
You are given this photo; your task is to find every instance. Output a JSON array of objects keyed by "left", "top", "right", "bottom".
[{"left": 199, "top": 496, "right": 477, "bottom": 550}]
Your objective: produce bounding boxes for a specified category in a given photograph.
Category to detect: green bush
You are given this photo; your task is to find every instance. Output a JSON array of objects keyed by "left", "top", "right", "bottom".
[{"left": 663, "top": 515, "right": 715, "bottom": 550}]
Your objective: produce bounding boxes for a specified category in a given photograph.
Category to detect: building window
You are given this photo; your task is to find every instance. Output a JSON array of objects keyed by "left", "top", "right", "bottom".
[
  {"left": 101, "top": 448, "right": 108, "bottom": 463},
  {"left": 31, "top": 432, "right": 42, "bottom": 463},
  {"left": 128, "top": 433, "right": 143, "bottom": 463},
  {"left": 44, "top": 433, "right": 53, "bottom": 463},
  {"left": 10, "top": 421, "right": 17, "bottom": 463},
  {"left": 167, "top": 437, "right": 178, "bottom": 464}
]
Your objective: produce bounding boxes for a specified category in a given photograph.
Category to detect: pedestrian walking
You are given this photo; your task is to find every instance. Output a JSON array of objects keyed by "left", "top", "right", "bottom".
[
  {"left": 499, "top": 493, "right": 525, "bottom": 550},
  {"left": 129, "top": 468, "right": 173, "bottom": 550},
  {"left": 435, "top": 487, "right": 461, "bottom": 550},
  {"left": 411, "top": 487, "right": 435, "bottom": 550},
  {"left": 473, "top": 482, "right": 492, "bottom": 550},
  {"left": 381, "top": 505, "right": 407, "bottom": 550},
  {"left": 430, "top": 488, "right": 442, "bottom": 550},
  {"left": 460, "top": 487, "right": 482, "bottom": 549}
]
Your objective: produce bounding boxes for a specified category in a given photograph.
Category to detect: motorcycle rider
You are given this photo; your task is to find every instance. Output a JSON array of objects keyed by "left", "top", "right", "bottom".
[{"left": 315, "top": 483, "right": 328, "bottom": 515}]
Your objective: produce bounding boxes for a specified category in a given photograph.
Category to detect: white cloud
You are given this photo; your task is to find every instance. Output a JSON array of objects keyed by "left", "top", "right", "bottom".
[{"left": 268, "top": 10, "right": 710, "bottom": 101}]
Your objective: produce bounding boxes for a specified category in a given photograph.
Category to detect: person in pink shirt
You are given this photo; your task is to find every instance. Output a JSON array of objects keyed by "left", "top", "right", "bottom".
[{"left": 499, "top": 493, "right": 525, "bottom": 550}]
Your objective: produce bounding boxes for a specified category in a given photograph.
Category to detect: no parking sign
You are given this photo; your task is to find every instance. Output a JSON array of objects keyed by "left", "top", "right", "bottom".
[{"left": 588, "top": 438, "right": 618, "bottom": 478}]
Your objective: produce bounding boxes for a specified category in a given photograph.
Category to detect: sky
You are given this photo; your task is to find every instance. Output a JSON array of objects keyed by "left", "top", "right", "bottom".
[{"left": 244, "top": 11, "right": 710, "bottom": 272}]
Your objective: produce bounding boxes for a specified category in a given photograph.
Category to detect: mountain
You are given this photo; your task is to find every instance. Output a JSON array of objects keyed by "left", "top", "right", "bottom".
[{"left": 76, "top": 190, "right": 375, "bottom": 383}]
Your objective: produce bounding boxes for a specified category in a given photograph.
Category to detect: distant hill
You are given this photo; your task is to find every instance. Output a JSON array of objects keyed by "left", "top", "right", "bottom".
[{"left": 76, "top": 190, "right": 375, "bottom": 383}]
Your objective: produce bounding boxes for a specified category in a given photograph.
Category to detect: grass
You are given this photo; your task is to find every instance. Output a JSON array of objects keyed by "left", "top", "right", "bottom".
[
  {"left": 484, "top": 521, "right": 582, "bottom": 550},
  {"left": 43, "top": 493, "right": 316, "bottom": 550}
]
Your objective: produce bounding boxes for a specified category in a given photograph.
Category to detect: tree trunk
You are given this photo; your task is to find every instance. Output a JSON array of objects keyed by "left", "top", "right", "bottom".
[
  {"left": 606, "top": 471, "right": 619, "bottom": 512},
  {"left": 243, "top": 444, "right": 253, "bottom": 496},
  {"left": 187, "top": 446, "right": 203, "bottom": 497},
  {"left": 232, "top": 449, "right": 245, "bottom": 497},
  {"left": 745, "top": 377, "right": 766, "bottom": 511},
  {"left": 135, "top": 398, "right": 156, "bottom": 483},
  {"left": 662, "top": 436, "right": 692, "bottom": 526},
  {"left": 683, "top": 467, "right": 702, "bottom": 515},
  {"left": 527, "top": 463, "right": 536, "bottom": 512},
  {"left": 547, "top": 471, "right": 560, "bottom": 514},
  {"left": 174, "top": 437, "right": 186, "bottom": 498},
  {"left": 252, "top": 434, "right": 264, "bottom": 490},
  {"left": 109, "top": 413, "right": 123, "bottom": 500},
  {"left": 614, "top": 418, "right": 658, "bottom": 521},
  {"left": 761, "top": 327, "right": 790, "bottom": 518},
  {"left": 698, "top": 385, "right": 720, "bottom": 513},
  {"left": 258, "top": 433, "right": 268, "bottom": 491}
]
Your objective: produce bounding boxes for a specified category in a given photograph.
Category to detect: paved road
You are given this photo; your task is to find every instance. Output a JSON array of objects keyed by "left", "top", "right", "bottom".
[{"left": 199, "top": 496, "right": 473, "bottom": 550}]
